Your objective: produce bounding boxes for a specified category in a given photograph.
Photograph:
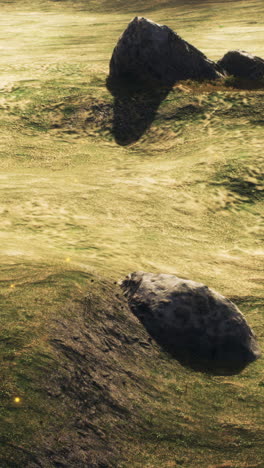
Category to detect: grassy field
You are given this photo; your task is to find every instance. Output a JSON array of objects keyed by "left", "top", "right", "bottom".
[{"left": 0, "top": 0, "right": 263, "bottom": 466}]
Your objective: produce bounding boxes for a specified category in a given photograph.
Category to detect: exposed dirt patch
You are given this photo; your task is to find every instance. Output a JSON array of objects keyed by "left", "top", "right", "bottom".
[
  {"left": 44, "top": 285, "right": 156, "bottom": 467},
  {"left": 0, "top": 268, "right": 161, "bottom": 467},
  {"left": 18, "top": 97, "right": 113, "bottom": 137}
]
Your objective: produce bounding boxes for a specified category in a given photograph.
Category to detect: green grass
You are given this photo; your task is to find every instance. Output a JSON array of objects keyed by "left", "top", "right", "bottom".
[{"left": 0, "top": 0, "right": 263, "bottom": 466}]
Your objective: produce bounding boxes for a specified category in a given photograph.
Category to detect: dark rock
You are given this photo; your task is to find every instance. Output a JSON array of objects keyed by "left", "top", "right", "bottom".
[
  {"left": 120, "top": 272, "right": 261, "bottom": 375},
  {"left": 109, "top": 17, "right": 224, "bottom": 86},
  {"left": 218, "top": 50, "right": 264, "bottom": 80}
]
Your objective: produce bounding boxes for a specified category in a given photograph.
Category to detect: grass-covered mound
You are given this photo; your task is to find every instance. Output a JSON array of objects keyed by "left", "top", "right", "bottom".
[{"left": 0, "top": 264, "right": 263, "bottom": 467}]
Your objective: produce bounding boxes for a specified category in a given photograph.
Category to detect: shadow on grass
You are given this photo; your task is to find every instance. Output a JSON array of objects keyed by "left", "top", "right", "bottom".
[
  {"left": 224, "top": 75, "right": 264, "bottom": 90},
  {"left": 106, "top": 76, "right": 172, "bottom": 146}
]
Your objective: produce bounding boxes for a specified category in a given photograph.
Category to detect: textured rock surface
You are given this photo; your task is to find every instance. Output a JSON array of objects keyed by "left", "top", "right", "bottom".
[
  {"left": 218, "top": 50, "right": 264, "bottom": 80},
  {"left": 109, "top": 17, "right": 224, "bottom": 85},
  {"left": 121, "top": 272, "right": 261, "bottom": 375}
]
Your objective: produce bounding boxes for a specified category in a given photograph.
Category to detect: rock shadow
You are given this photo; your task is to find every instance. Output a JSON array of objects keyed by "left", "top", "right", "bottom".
[
  {"left": 106, "top": 76, "right": 172, "bottom": 146},
  {"left": 128, "top": 301, "right": 258, "bottom": 376}
]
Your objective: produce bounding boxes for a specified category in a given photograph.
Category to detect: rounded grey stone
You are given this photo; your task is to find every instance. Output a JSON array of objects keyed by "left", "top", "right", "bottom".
[{"left": 120, "top": 272, "right": 261, "bottom": 375}]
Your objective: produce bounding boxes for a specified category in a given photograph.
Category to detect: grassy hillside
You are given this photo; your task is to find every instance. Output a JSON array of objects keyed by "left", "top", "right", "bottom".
[
  {"left": 0, "top": 0, "right": 263, "bottom": 466},
  {"left": 1, "top": 266, "right": 263, "bottom": 467}
]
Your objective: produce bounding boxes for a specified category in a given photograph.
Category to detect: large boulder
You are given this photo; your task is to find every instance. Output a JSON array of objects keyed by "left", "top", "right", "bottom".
[
  {"left": 120, "top": 272, "right": 261, "bottom": 375},
  {"left": 218, "top": 50, "right": 264, "bottom": 80},
  {"left": 109, "top": 17, "right": 224, "bottom": 86}
]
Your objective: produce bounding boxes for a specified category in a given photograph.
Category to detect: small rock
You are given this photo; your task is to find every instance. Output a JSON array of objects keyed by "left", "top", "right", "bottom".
[
  {"left": 109, "top": 17, "right": 224, "bottom": 86},
  {"left": 218, "top": 50, "right": 264, "bottom": 80},
  {"left": 120, "top": 272, "right": 261, "bottom": 375}
]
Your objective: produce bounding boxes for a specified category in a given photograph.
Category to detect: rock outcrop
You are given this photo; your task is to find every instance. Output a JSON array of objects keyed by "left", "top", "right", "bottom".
[
  {"left": 109, "top": 17, "right": 224, "bottom": 86},
  {"left": 121, "top": 272, "right": 261, "bottom": 375},
  {"left": 218, "top": 50, "right": 264, "bottom": 80}
]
